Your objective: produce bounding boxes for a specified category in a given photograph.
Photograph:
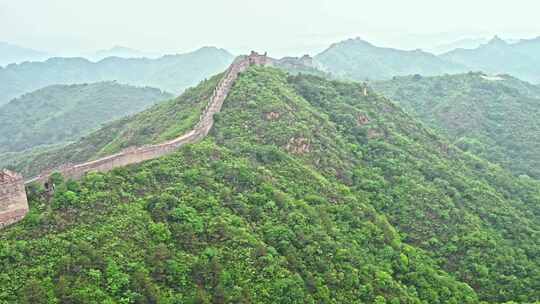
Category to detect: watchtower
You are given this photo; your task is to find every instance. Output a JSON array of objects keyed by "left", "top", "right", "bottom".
[
  {"left": 248, "top": 51, "right": 270, "bottom": 66},
  {"left": 0, "top": 169, "right": 29, "bottom": 228}
]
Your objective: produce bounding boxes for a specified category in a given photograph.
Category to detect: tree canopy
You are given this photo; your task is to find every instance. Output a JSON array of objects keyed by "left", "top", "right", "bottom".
[{"left": 2, "top": 67, "right": 540, "bottom": 303}]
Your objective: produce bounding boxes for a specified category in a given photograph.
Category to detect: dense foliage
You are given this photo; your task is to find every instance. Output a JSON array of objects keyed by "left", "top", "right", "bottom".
[
  {"left": 0, "top": 46, "right": 233, "bottom": 106},
  {"left": 314, "top": 38, "right": 466, "bottom": 81},
  {"left": 373, "top": 72, "right": 540, "bottom": 179},
  {"left": 0, "top": 82, "right": 171, "bottom": 154},
  {"left": 1, "top": 67, "right": 540, "bottom": 303},
  {"left": 5, "top": 73, "right": 223, "bottom": 177},
  {"left": 1, "top": 141, "right": 480, "bottom": 304},
  {"left": 441, "top": 36, "right": 540, "bottom": 84},
  {"left": 215, "top": 67, "right": 540, "bottom": 302}
]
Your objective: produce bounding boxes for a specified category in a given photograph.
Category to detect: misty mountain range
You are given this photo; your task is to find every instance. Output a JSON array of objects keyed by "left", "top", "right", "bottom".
[
  {"left": 90, "top": 46, "right": 163, "bottom": 61},
  {"left": 426, "top": 37, "right": 490, "bottom": 54},
  {"left": 2, "top": 35, "right": 540, "bottom": 107},
  {"left": 0, "top": 43, "right": 167, "bottom": 67},
  {"left": 441, "top": 35, "right": 540, "bottom": 83},
  {"left": 314, "top": 35, "right": 540, "bottom": 84},
  {"left": 314, "top": 37, "right": 468, "bottom": 80},
  {"left": 0, "top": 46, "right": 233, "bottom": 106},
  {"left": 0, "top": 42, "right": 50, "bottom": 66}
]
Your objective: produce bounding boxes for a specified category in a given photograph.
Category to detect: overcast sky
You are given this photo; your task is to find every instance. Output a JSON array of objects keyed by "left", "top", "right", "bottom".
[{"left": 1, "top": 0, "right": 540, "bottom": 57}]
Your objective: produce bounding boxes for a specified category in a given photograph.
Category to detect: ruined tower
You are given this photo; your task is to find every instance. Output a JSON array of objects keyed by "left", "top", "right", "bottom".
[
  {"left": 0, "top": 169, "right": 29, "bottom": 228},
  {"left": 247, "top": 51, "right": 270, "bottom": 66}
]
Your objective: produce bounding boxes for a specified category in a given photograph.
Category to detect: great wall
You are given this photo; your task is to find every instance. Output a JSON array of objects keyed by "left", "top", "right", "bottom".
[
  {"left": 0, "top": 170, "right": 29, "bottom": 228},
  {"left": 0, "top": 51, "right": 271, "bottom": 228}
]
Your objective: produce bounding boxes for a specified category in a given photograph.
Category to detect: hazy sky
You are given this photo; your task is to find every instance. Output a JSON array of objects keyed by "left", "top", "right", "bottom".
[{"left": 1, "top": 0, "right": 540, "bottom": 57}]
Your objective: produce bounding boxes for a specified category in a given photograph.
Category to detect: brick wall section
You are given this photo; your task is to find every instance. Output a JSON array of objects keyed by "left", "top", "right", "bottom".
[
  {"left": 0, "top": 170, "right": 29, "bottom": 228},
  {"left": 1, "top": 52, "right": 269, "bottom": 228},
  {"left": 24, "top": 51, "right": 270, "bottom": 185}
]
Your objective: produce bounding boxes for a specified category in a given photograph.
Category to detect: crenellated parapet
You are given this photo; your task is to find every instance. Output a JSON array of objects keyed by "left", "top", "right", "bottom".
[
  {"left": 0, "top": 169, "right": 29, "bottom": 228},
  {"left": 4, "top": 52, "right": 269, "bottom": 228},
  {"left": 23, "top": 51, "right": 270, "bottom": 188}
]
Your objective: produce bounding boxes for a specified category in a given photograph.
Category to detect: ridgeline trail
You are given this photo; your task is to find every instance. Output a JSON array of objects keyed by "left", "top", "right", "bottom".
[
  {"left": 24, "top": 52, "right": 270, "bottom": 186},
  {"left": 0, "top": 51, "right": 269, "bottom": 228}
]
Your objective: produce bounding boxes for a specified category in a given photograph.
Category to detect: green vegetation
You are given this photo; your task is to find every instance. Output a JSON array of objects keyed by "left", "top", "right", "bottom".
[
  {"left": 373, "top": 72, "right": 540, "bottom": 178},
  {"left": 0, "top": 46, "right": 233, "bottom": 106},
  {"left": 7, "top": 73, "right": 223, "bottom": 177},
  {"left": 1, "top": 67, "right": 540, "bottom": 303},
  {"left": 0, "top": 82, "right": 171, "bottom": 154},
  {"left": 314, "top": 38, "right": 466, "bottom": 81},
  {"left": 1, "top": 142, "right": 479, "bottom": 304}
]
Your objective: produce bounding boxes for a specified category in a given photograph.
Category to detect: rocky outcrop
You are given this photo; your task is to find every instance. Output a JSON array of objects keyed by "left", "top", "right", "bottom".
[
  {"left": 357, "top": 113, "right": 370, "bottom": 126},
  {"left": 265, "top": 111, "right": 281, "bottom": 120},
  {"left": 286, "top": 137, "right": 311, "bottom": 154}
]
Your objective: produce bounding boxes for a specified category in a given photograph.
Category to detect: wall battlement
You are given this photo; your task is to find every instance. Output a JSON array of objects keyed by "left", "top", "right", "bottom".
[
  {"left": 2, "top": 51, "right": 269, "bottom": 228},
  {"left": 0, "top": 170, "right": 29, "bottom": 228},
  {"left": 18, "top": 51, "right": 269, "bottom": 185}
]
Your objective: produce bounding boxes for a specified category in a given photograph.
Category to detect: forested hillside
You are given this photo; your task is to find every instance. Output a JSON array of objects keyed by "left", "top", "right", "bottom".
[
  {"left": 314, "top": 38, "right": 466, "bottom": 81},
  {"left": 373, "top": 72, "right": 540, "bottom": 178},
  {"left": 0, "top": 82, "right": 172, "bottom": 154},
  {"left": 6, "top": 74, "right": 224, "bottom": 177},
  {"left": 0, "top": 46, "right": 233, "bottom": 106},
  {"left": 2, "top": 67, "right": 540, "bottom": 303}
]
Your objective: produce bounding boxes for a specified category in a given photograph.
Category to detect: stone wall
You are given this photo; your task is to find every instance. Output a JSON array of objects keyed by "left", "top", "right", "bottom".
[
  {"left": 24, "top": 51, "right": 270, "bottom": 186},
  {"left": 2, "top": 51, "right": 268, "bottom": 227},
  {"left": 0, "top": 170, "right": 29, "bottom": 228}
]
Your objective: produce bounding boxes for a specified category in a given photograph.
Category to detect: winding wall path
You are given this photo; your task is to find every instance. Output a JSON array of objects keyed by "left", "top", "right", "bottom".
[{"left": 25, "top": 52, "right": 270, "bottom": 185}]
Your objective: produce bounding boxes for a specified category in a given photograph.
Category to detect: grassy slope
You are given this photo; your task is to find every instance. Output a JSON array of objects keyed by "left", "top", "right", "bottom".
[
  {"left": 372, "top": 73, "right": 540, "bottom": 179},
  {"left": 1, "top": 67, "right": 539, "bottom": 303}
]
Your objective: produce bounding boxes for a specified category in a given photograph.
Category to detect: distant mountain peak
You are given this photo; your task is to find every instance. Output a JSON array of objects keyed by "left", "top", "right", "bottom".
[
  {"left": 197, "top": 46, "right": 221, "bottom": 51},
  {"left": 346, "top": 37, "right": 374, "bottom": 46},
  {"left": 325, "top": 37, "right": 374, "bottom": 52},
  {"left": 486, "top": 35, "right": 508, "bottom": 47},
  {"left": 103, "top": 45, "right": 136, "bottom": 52},
  {"left": 0, "top": 42, "right": 49, "bottom": 66},
  {"left": 316, "top": 37, "right": 466, "bottom": 80},
  {"left": 190, "top": 46, "right": 232, "bottom": 56},
  {"left": 92, "top": 46, "right": 151, "bottom": 60}
]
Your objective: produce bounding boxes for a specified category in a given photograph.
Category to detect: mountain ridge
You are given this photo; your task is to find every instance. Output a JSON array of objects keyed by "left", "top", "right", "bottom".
[
  {"left": 0, "top": 81, "right": 172, "bottom": 154},
  {"left": 0, "top": 41, "right": 50, "bottom": 67},
  {"left": 0, "top": 46, "right": 234, "bottom": 106},
  {"left": 372, "top": 72, "right": 540, "bottom": 178},
  {"left": 20, "top": 52, "right": 269, "bottom": 185},
  {"left": 2, "top": 65, "right": 539, "bottom": 302},
  {"left": 92, "top": 45, "right": 162, "bottom": 61},
  {"left": 441, "top": 35, "right": 540, "bottom": 83},
  {"left": 314, "top": 37, "right": 468, "bottom": 80}
]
